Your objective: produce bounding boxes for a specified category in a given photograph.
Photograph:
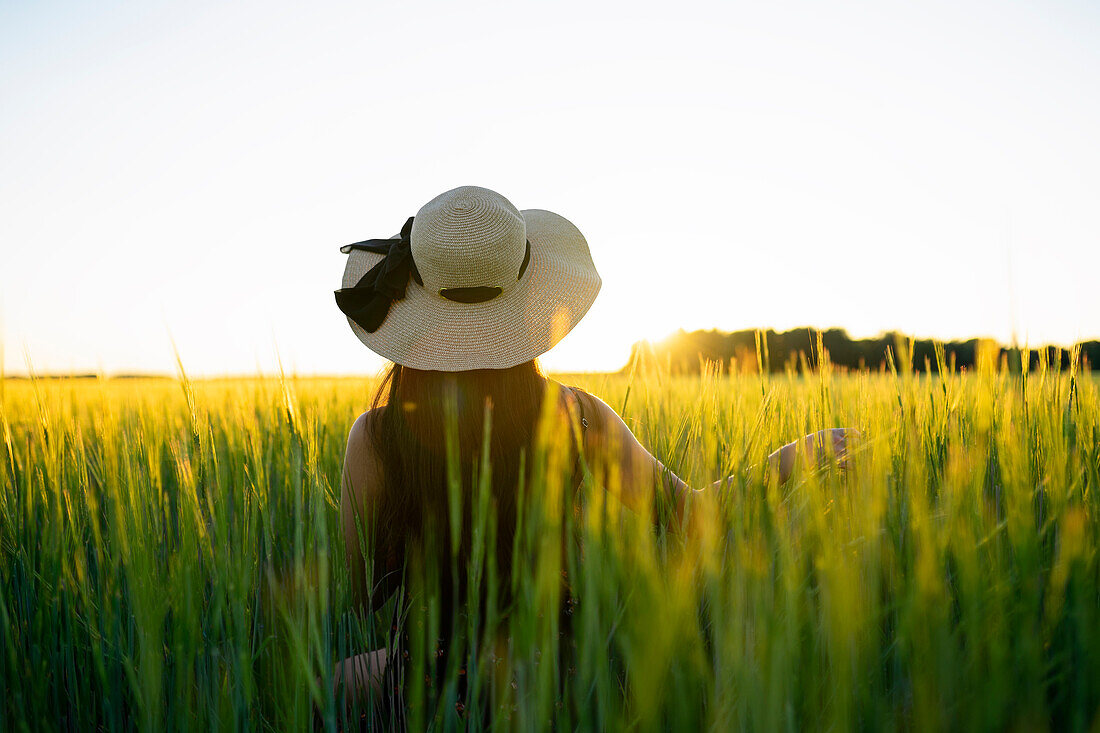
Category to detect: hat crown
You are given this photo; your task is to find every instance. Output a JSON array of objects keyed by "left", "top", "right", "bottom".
[{"left": 411, "top": 186, "right": 528, "bottom": 293}]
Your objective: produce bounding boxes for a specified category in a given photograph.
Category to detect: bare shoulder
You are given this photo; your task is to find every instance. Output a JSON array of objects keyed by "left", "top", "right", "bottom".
[
  {"left": 345, "top": 409, "right": 377, "bottom": 460},
  {"left": 342, "top": 408, "right": 384, "bottom": 509},
  {"left": 558, "top": 385, "right": 635, "bottom": 447},
  {"left": 347, "top": 408, "right": 377, "bottom": 446},
  {"left": 563, "top": 386, "right": 621, "bottom": 425},
  {"left": 556, "top": 386, "right": 680, "bottom": 511}
]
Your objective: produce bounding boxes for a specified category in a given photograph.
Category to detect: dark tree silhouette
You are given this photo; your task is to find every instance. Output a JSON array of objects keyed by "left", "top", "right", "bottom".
[{"left": 624, "top": 328, "right": 1099, "bottom": 374}]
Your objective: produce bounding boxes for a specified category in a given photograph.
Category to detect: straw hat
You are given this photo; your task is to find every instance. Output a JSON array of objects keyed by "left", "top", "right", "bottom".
[{"left": 335, "top": 186, "right": 601, "bottom": 371}]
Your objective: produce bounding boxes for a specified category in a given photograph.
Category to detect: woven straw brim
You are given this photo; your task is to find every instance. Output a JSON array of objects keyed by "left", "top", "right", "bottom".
[{"left": 341, "top": 209, "right": 601, "bottom": 371}]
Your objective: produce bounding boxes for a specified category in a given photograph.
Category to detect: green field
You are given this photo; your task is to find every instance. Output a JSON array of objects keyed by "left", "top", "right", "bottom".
[{"left": 3, "top": 355, "right": 1099, "bottom": 730}]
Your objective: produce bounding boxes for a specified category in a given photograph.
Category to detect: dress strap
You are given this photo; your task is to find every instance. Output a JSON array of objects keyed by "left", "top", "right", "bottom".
[
  {"left": 568, "top": 386, "right": 589, "bottom": 432},
  {"left": 566, "top": 386, "right": 588, "bottom": 490}
]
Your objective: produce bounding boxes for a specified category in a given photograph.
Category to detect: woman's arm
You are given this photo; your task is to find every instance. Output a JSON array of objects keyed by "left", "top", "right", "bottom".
[
  {"left": 340, "top": 410, "right": 396, "bottom": 611},
  {"left": 575, "top": 392, "right": 693, "bottom": 521},
  {"left": 579, "top": 393, "right": 858, "bottom": 526},
  {"left": 764, "top": 428, "right": 859, "bottom": 484}
]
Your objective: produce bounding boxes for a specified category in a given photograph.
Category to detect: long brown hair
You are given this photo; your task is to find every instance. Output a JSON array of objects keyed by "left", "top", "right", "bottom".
[{"left": 365, "top": 359, "right": 554, "bottom": 603}]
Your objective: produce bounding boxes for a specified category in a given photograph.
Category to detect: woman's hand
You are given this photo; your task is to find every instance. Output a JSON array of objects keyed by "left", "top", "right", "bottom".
[
  {"left": 769, "top": 428, "right": 861, "bottom": 484},
  {"left": 812, "top": 428, "right": 860, "bottom": 470}
]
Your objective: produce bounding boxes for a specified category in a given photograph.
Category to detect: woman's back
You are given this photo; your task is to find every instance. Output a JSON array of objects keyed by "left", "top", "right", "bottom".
[
  {"left": 337, "top": 371, "right": 605, "bottom": 720},
  {"left": 340, "top": 371, "right": 602, "bottom": 612}
]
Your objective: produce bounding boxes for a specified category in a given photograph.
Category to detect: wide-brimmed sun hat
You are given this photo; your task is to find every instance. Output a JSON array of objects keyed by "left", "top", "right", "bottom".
[{"left": 335, "top": 185, "right": 601, "bottom": 371}]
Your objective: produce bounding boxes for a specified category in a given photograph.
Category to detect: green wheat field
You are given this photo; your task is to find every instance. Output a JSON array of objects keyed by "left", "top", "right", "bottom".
[{"left": 3, "top": 347, "right": 1099, "bottom": 731}]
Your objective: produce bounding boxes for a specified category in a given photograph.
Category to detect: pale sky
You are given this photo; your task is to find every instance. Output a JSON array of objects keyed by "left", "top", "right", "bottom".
[{"left": 2, "top": 0, "right": 1098, "bottom": 376}]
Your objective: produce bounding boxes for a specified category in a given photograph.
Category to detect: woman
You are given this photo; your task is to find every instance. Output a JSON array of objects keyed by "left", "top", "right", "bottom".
[{"left": 334, "top": 186, "right": 856, "bottom": 705}]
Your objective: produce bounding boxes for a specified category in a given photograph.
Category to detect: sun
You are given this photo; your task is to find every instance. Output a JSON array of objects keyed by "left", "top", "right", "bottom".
[{"left": 541, "top": 306, "right": 681, "bottom": 374}]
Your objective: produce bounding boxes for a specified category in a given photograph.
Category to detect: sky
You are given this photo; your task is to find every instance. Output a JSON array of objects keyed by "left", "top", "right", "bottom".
[{"left": 2, "top": 0, "right": 1098, "bottom": 376}]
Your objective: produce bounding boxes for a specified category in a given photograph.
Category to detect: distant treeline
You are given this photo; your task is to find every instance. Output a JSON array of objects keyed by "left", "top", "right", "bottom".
[{"left": 626, "top": 328, "right": 1100, "bottom": 374}]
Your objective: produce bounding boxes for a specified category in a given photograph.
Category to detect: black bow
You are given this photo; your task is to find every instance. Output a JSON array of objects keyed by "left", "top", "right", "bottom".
[{"left": 334, "top": 216, "right": 422, "bottom": 333}]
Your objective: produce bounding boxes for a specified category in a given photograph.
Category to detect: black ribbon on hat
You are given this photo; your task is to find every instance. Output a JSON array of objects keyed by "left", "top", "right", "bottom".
[{"left": 334, "top": 216, "right": 422, "bottom": 333}]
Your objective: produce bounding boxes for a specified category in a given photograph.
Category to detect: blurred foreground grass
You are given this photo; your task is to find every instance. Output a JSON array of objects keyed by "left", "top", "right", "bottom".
[{"left": 2, "top": 353, "right": 1099, "bottom": 730}]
